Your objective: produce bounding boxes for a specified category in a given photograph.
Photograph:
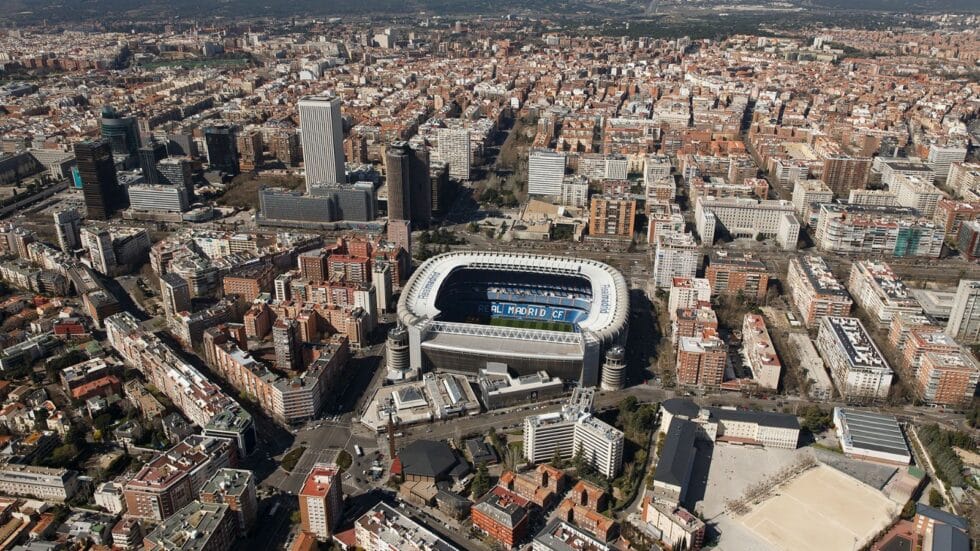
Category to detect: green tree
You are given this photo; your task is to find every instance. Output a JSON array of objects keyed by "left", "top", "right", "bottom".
[
  {"left": 289, "top": 510, "right": 301, "bottom": 524},
  {"left": 550, "top": 447, "right": 565, "bottom": 469},
  {"left": 336, "top": 450, "right": 353, "bottom": 471},
  {"left": 572, "top": 443, "right": 585, "bottom": 473},
  {"left": 467, "top": 222, "right": 479, "bottom": 234},
  {"left": 471, "top": 462, "right": 490, "bottom": 498},
  {"left": 928, "top": 488, "right": 945, "bottom": 508},
  {"left": 619, "top": 396, "right": 639, "bottom": 414}
]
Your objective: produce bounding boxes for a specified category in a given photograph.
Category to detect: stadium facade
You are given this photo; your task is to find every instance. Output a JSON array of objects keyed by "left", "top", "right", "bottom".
[{"left": 396, "top": 252, "right": 629, "bottom": 386}]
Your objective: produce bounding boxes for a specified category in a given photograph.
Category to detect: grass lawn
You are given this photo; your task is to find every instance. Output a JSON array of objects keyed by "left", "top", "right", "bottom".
[
  {"left": 281, "top": 446, "right": 307, "bottom": 473},
  {"left": 489, "top": 316, "right": 573, "bottom": 332}
]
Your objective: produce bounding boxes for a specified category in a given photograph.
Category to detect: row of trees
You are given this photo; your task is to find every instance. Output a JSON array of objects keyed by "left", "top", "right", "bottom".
[{"left": 917, "top": 424, "right": 975, "bottom": 489}]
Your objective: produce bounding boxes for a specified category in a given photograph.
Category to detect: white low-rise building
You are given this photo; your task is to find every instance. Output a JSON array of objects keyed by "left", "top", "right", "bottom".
[{"left": 834, "top": 408, "right": 911, "bottom": 465}]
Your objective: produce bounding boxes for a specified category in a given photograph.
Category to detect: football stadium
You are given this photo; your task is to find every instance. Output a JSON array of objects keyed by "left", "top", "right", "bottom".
[{"left": 397, "top": 251, "right": 629, "bottom": 385}]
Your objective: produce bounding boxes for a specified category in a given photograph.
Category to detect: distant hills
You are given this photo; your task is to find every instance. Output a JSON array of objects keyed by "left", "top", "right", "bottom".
[{"left": 0, "top": 0, "right": 975, "bottom": 25}]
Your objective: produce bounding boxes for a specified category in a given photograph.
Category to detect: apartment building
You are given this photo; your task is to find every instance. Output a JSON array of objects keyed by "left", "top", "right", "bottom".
[
  {"left": 846, "top": 261, "right": 922, "bottom": 327},
  {"left": 123, "top": 435, "right": 237, "bottom": 522},
  {"left": 676, "top": 333, "right": 726, "bottom": 387},
  {"left": 667, "top": 277, "right": 711, "bottom": 321},
  {"left": 816, "top": 317, "right": 894, "bottom": 401},
  {"left": 0, "top": 463, "right": 79, "bottom": 501},
  {"left": 705, "top": 252, "right": 769, "bottom": 300},
  {"left": 916, "top": 350, "right": 979, "bottom": 408},
  {"left": 892, "top": 173, "right": 945, "bottom": 217},
  {"left": 472, "top": 486, "right": 531, "bottom": 549},
  {"left": 653, "top": 231, "right": 699, "bottom": 289},
  {"left": 199, "top": 468, "right": 257, "bottom": 535},
  {"left": 742, "top": 314, "right": 781, "bottom": 390},
  {"left": 143, "top": 501, "right": 237, "bottom": 551},
  {"left": 946, "top": 280, "right": 980, "bottom": 343},
  {"left": 300, "top": 464, "right": 344, "bottom": 540},
  {"left": 814, "top": 204, "right": 944, "bottom": 258},
  {"left": 786, "top": 256, "right": 853, "bottom": 327},
  {"left": 354, "top": 502, "right": 457, "bottom": 551},
  {"left": 588, "top": 194, "right": 637, "bottom": 240},
  {"left": 793, "top": 180, "right": 834, "bottom": 226}
]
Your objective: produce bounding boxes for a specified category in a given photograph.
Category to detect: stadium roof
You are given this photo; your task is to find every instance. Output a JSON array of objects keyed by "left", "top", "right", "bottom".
[{"left": 398, "top": 251, "right": 629, "bottom": 343}]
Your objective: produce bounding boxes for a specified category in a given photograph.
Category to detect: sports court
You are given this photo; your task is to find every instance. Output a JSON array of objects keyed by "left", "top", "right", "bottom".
[{"left": 738, "top": 464, "right": 898, "bottom": 551}]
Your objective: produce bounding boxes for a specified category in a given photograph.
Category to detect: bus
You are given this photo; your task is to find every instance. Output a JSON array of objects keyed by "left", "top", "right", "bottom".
[{"left": 354, "top": 445, "right": 363, "bottom": 457}]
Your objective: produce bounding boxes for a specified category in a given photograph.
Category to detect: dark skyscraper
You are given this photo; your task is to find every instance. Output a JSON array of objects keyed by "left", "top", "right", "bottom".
[
  {"left": 385, "top": 142, "right": 411, "bottom": 222},
  {"left": 138, "top": 138, "right": 168, "bottom": 185},
  {"left": 409, "top": 144, "right": 432, "bottom": 228},
  {"left": 100, "top": 106, "right": 141, "bottom": 167},
  {"left": 74, "top": 139, "right": 127, "bottom": 220},
  {"left": 204, "top": 124, "right": 240, "bottom": 175}
]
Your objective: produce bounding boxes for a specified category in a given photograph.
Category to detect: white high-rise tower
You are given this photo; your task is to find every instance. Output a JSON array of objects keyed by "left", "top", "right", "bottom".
[{"left": 298, "top": 95, "right": 346, "bottom": 191}]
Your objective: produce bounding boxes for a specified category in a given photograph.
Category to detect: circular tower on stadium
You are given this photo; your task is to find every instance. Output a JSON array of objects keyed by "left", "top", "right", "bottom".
[{"left": 600, "top": 345, "right": 626, "bottom": 391}]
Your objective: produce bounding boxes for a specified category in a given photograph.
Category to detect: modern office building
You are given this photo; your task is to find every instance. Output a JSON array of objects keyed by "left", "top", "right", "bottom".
[
  {"left": 786, "top": 255, "right": 853, "bottom": 327},
  {"left": 704, "top": 251, "right": 769, "bottom": 300},
  {"left": 528, "top": 149, "right": 567, "bottom": 196},
  {"left": 299, "top": 95, "right": 346, "bottom": 190},
  {"left": 100, "top": 106, "right": 140, "bottom": 166},
  {"left": 157, "top": 156, "right": 195, "bottom": 200},
  {"left": 946, "top": 279, "right": 980, "bottom": 343},
  {"left": 52, "top": 207, "right": 82, "bottom": 252},
  {"left": 437, "top": 128, "right": 471, "bottom": 180},
  {"left": 523, "top": 394, "right": 589, "bottom": 464},
  {"left": 846, "top": 261, "right": 922, "bottom": 327},
  {"left": 385, "top": 142, "right": 411, "bottom": 221},
  {"left": 161, "top": 272, "right": 191, "bottom": 319},
  {"left": 816, "top": 317, "right": 894, "bottom": 401},
  {"left": 409, "top": 144, "right": 432, "bottom": 228},
  {"left": 75, "top": 139, "right": 127, "bottom": 220},
  {"left": 138, "top": 138, "right": 168, "bottom": 184},
  {"left": 204, "top": 124, "right": 240, "bottom": 175},
  {"left": 695, "top": 196, "right": 799, "bottom": 249},
  {"left": 127, "top": 183, "right": 190, "bottom": 213},
  {"left": 572, "top": 415, "right": 625, "bottom": 478},
  {"left": 522, "top": 389, "right": 621, "bottom": 477},
  {"left": 299, "top": 464, "right": 344, "bottom": 540}
]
